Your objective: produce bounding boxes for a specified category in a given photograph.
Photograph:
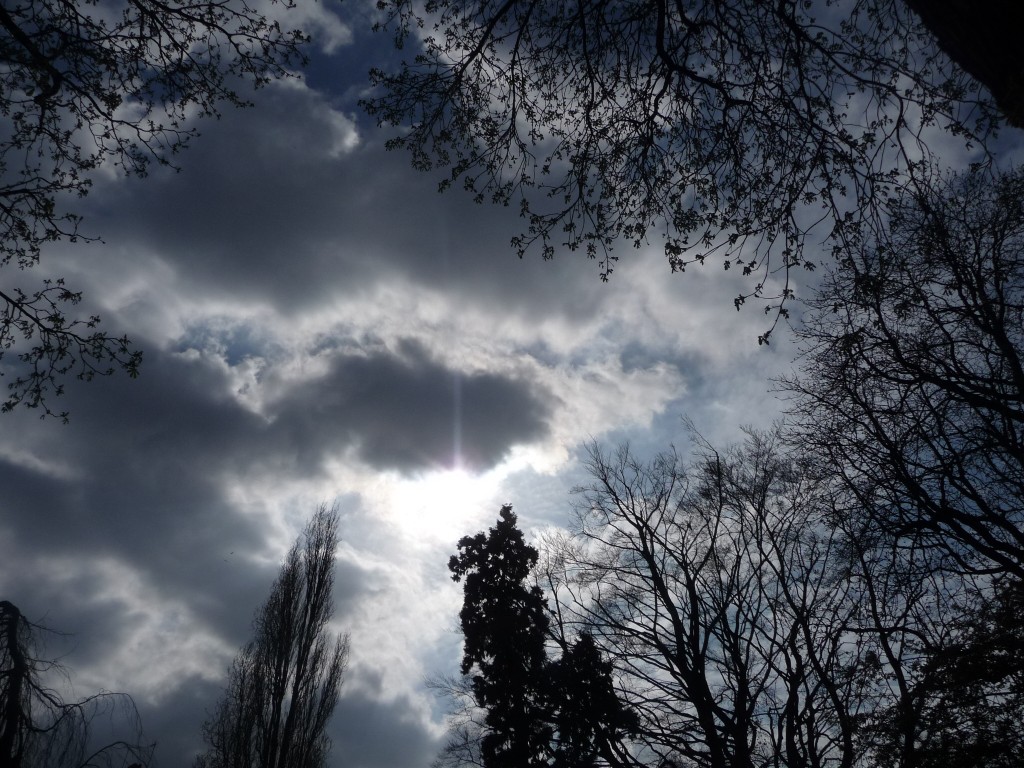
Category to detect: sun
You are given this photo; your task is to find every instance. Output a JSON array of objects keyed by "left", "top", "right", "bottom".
[{"left": 390, "top": 466, "right": 501, "bottom": 542}]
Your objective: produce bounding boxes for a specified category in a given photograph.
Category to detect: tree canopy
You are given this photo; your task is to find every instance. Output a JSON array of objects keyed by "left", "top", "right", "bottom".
[
  {"left": 449, "top": 505, "right": 555, "bottom": 768},
  {"left": 196, "top": 505, "right": 349, "bottom": 768},
  {"left": 0, "top": 0, "right": 308, "bottom": 418},
  {"left": 365, "top": 0, "right": 1000, "bottom": 339}
]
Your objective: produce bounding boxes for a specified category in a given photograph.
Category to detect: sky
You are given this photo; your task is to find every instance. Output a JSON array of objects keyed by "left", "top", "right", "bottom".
[{"left": 0, "top": 2, "right": 870, "bottom": 767}]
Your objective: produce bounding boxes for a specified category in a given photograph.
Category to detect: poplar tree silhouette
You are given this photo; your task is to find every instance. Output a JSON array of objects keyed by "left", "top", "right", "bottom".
[{"left": 196, "top": 505, "right": 349, "bottom": 768}]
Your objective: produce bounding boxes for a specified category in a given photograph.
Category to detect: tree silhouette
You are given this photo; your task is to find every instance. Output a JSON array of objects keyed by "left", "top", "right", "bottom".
[
  {"left": 546, "top": 435, "right": 868, "bottom": 768},
  {"left": 546, "top": 633, "right": 636, "bottom": 768},
  {"left": 909, "top": 575, "right": 1024, "bottom": 768},
  {"left": 449, "top": 505, "right": 555, "bottom": 768},
  {"left": 785, "top": 166, "right": 1024, "bottom": 578},
  {"left": 0, "top": 600, "right": 154, "bottom": 768},
  {"left": 901, "top": 1, "right": 1024, "bottom": 127},
  {"left": 0, "top": 0, "right": 309, "bottom": 418},
  {"left": 196, "top": 505, "right": 349, "bottom": 768},
  {"left": 443, "top": 505, "right": 634, "bottom": 768},
  {"left": 365, "top": 0, "right": 1000, "bottom": 338}
]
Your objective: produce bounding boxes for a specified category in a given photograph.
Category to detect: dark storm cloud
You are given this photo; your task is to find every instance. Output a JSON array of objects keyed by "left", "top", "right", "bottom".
[
  {"left": 0, "top": 352, "right": 295, "bottom": 652},
  {"left": 270, "top": 339, "right": 552, "bottom": 473},
  {"left": 0, "top": 552, "right": 146, "bottom": 672},
  {"left": 0, "top": 351, "right": 266, "bottom": 557},
  {"left": 138, "top": 675, "right": 227, "bottom": 765},
  {"left": 75, "top": 77, "right": 615, "bottom": 324},
  {"left": 0, "top": 336, "right": 471, "bottom": 768},
  {"left": 331, "top": 688, "right": 440, "bottom": 768}
]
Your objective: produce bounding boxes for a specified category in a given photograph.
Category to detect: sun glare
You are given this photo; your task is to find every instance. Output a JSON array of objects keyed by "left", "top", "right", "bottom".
[{"left": 390, "top": 466, "right": 501, "bottom": 542}]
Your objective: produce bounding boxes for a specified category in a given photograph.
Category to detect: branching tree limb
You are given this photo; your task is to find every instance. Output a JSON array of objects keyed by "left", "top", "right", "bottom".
[
  {"left": 365, "top": 0, "right": 999, "bottom": 340},
  {"left": 0, "top": 600, "right": 154, "bottom": 768},
  {"left": 784, "top": 166, "right": 1024, "bottom": 577},
  {"left": 0, "top": 0, "right": 309, "bottom": 416}
]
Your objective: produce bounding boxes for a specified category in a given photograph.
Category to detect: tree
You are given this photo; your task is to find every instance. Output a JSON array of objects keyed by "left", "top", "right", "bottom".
[
  {"left": 443, "top": 505, "right": 635, "bottom": 768},
  {"left": 784, "top": 166, "right": 1024, "bottom": 578},
  {"left": 364, "top": 0, "right": 999, "bottom": 338},
  {"left": 543, "top": 431, "right": 1009, "bottom": 768},
  {"left": 0, "top": 599, "right": 154, "bottom": 768},
  {"left": 449, "top": 505, "right": 554, "bottom": 768},
  {"left": 0, "top": 0, "right": 309, "bottom": 418},
  {"left": 900, "top": 1, "right": 1024, "bottom": 128},
  {"left": 547, "top": 435, "right": 871, "bottom": 768},
  {"left": 195, "top": 505, "right": 349, "bottom": 768},
  {"left": 766, "top": 104, "right": 1024, "bottom": 767},
  {"left": 446, "top": 432, "right": 1021, "bottom": 768},
  {"left": 545, "top": 632, "right": 637, "bottom": 768},
  {"left": 909, "top": 574, "right": 1024, "bottom": 768}
]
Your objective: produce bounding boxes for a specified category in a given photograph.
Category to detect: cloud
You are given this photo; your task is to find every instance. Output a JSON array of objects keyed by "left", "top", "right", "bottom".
[
  {"left": 0, "top": 321, "right": 553, "bottom": 767},
  {"left": 72, "top": 78, "right": 616, "bottom": 327},
  {"left": 331, "top": 688, "right": 441, "bottom": 768},
  {"left": 0, "top": 328, "right": 551, "bottom": 584},
  {"left": 268, "top": 339, "right": 552, "bottom": 473}
]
